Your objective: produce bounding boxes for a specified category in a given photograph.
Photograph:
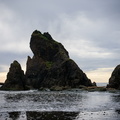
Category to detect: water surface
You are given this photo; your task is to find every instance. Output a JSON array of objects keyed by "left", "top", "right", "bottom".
[{"left": 0, "top": 90, "right": 120, "bottom": 120}]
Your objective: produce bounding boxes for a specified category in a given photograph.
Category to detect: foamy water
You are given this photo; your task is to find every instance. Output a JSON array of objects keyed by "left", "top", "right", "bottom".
[{"left": 0, "top": 90, "right": 120, "bottom": 120}]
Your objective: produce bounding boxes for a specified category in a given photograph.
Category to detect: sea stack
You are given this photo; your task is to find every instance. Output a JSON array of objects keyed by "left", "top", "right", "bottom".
[
  {"left": 25, "top": 30, "right": 93, "bottom": 89},
  {"left": 1, "top": 30, "right": 93, "bottom": 90},
  {"left": 107, "top": 65, "right": 120, "bottom": 89},
  {"left": 1, "top": 61, "right": 26, "bottom": 90}
]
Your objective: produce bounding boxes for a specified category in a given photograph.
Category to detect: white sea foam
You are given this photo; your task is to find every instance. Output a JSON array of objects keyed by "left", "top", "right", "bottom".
[
  {"left": 0, "top": 90, "right": 119, "bottom": 112},
  {"left": 0, "top": 90, "right": 120, "bottom": 119}
]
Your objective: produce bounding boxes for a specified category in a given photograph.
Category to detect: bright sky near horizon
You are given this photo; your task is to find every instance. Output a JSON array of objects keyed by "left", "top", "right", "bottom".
[{"left": 0, "top": 0, "right": 120, "bottom": 83}]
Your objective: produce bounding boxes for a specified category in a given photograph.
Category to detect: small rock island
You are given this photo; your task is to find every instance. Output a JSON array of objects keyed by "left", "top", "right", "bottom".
[
  {"left": 1, "top": 30, "right": 93, "bottom": 90},
  {"left": 107, "top": 65, "right": 120, "bottom": 90},
  {"left": 1, "top": 61, "right": 26, "bottom": 90}
]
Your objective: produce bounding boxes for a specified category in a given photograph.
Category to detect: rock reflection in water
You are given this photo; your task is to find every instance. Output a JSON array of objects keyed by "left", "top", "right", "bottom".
[
  {"left": 27, "top": 111, "right": 79, "bottom": 120},
  {"left": 0, "top": 112, "right": 26, "bottom": 120},
  {"left": 9, "top": 112, "right": 20, "bottom": 120},
  {"left": 115, "top": 109, "right": 120, "bottom": 114},
  {"left": 0, "top": 111, "right": 79, "bottom": 120}
]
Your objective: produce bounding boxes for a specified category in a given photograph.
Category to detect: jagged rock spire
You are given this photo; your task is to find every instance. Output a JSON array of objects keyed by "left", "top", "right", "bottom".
[{"left": 1, "top": 60, "right": 26, "bottom": 90}]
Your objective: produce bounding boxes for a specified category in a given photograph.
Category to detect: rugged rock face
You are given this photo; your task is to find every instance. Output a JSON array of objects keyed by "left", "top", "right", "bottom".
[
  {"left": 1, "top": 61, "right": 26, "bottom": 90},
  {"left": 26, "top": 30, "right": 93, "bottom": 89},
  {"left": 107, "top": 65, "right": 120, "bottom": 89},
  {"left": 1, "top": 30, "right": 93, "bottom": 90}
]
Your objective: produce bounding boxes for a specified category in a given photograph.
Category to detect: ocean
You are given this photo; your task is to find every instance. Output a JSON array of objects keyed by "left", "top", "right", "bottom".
[
  {"left": 97, "top": 83, "right": 108, "bottom": 87},
  {"left": 0, "top": 89, "right": 120, "bottom": 120}
]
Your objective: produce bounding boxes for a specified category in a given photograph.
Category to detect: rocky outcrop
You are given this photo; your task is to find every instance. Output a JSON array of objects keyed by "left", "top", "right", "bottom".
[
  {"left": 1, "top": 61, "right": 26, "bottom": 90},
  {"left": 1, "top": 30, "right": 93, "bottom": 90},
  {"left": 107, "top": 65, "right": 120, "bottom": 89},
  {"left": 0, "top": 83, "right": 4, "bottom": 85},
  {"left": 26, "top": 30, "right": 93, "bottom": 89}
]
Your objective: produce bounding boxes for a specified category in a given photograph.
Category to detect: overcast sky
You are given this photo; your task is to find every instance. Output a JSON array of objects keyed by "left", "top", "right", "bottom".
[{"left": 0, "top": 0, "right": 120, "bottom": 83}]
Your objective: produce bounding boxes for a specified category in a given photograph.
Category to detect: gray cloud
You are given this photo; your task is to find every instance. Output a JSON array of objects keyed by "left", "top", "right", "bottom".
[
  {"left": 0, "top": 51, "right": 31, "bottom": 72},
  {"left": 0, "top": 0, "right": 120, "bottom": 82}
]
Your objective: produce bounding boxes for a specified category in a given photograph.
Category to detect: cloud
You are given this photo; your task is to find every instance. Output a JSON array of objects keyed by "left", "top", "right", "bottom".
[
  {"left": 0, "top": 0, "right": 120, "bottom": 83},
  {"left": 0, "top": 52, "right": 29, "bottom": 75},
  {"left": 0, "top": 72, "right": 7, "bottom": 82},
  {"left": 0, "top": 65, "right": 8, "bottom": 73},
  {"left": 48, "top": 12, "right": 120, "bottom": 60},
  {"left": 86, "top": 67, "right": 114, "bottom": 83},
  {"left": 0, "top": 3, "right": 33, "bottom": 54}
]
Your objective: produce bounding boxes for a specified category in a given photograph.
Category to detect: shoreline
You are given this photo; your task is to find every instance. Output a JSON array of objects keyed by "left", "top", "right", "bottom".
[{"left": 0, "top": 110, "right": 120, "bottom": 120}]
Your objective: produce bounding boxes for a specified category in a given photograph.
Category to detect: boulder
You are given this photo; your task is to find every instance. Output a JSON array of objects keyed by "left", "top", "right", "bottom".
[
  {"left": 1, "top": 61, "right": 26, "bottom": 90},
  {"left": 92, "top": 82, "right": 97, "bottom": 86},
  {"left": 107, "top": 65, "right": 120, "bottom": 89},
  {"left": 26, "top": 30, "right": 93, "bottom": 89}
]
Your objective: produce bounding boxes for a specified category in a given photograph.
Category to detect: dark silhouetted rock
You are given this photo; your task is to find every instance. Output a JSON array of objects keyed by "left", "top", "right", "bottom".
[
  {"left": 92, "top": 82, "right": 97, "bottom": 86},
  {"left": 1, "top": 30, "right": 93, "bottom": 91},
  {"left": 26, "top": 30, "right": 93, "bottom": 89},
  {"left": 1, "top": 61, "right": 26, "bottom": 90},
  {"left": 0, "top": 83, "right": 4, "bottom": 85},
  {"left": 107, "top": 65, "right": 120, "bottom": 89}
]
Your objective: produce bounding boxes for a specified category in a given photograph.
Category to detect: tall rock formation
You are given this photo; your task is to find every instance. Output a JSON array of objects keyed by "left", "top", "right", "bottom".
[
  {"left": 107, "top": 65, "right": 120, "bottom": 89},
  {"left": 1, "top": 30, "right": 93, "bottom": 90},
  {"left": 26, "top": 30, "right": 92, "bottom": 89},
  {"left": 1, "top": 61, "right": 26, "bottom": 90}
]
